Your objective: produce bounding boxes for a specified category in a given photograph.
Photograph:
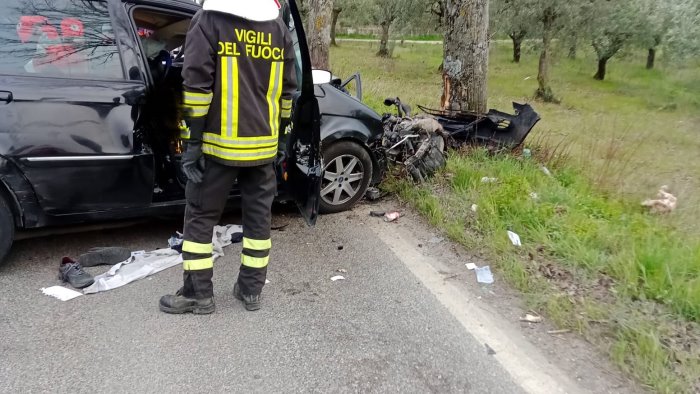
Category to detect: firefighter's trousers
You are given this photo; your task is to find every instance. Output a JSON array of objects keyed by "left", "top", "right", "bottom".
[{"left": 181, "top": 159, "right": 276, "bottom": 299}]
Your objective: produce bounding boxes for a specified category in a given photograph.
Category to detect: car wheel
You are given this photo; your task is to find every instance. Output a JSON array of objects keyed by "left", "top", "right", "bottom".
[
  {"left": 320, "top": 141, "right": 373, "bottom": 214},
  {"left": 0, "top": 195, "right": 15, "bottom": 266}
]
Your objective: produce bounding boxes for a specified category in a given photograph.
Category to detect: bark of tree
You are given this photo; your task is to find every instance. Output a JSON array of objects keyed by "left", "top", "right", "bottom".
[
  {"left": 646, "top": 47, "right": 656, "bottom": 69},
  {"left": 377, "top": 20, "right": 393, "bottom": 57},
  {"left": 331, "top": 6, "right": 342, "bottom": 47},
  {"left": 509, "top": 31, "right": 526, "bottom": 63},
  {"left": 535, "top": 7, "right": 557, "bottom": 103},
  {"left": 307, "top": 0, "right": 333, "bottom": 69},
  {"left": 594, "top": 57, "right": 609, "bottom": 80},
  {"left": 568, "top": 34, "right": 577, "bottom": 59},
  {"left": 441, "top": 0, "right": 489, "bottom": 113}
]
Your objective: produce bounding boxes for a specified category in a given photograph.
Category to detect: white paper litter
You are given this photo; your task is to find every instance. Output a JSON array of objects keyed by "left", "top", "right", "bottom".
[
  {"left": 471, "top": 204, "right": 478, "bottom": 212},
  {"left": 41, "top": 286, "right": 83, "bottom": 301},
  {"left": 541, "top": 166, "right": 552, "bottom": 177},
  {"left": 529, "top": 192, "right": 539, "bottom": 200},
  {"left": 520, "top": 314, "right": 543, "bottom": 323},
  {"left": 265, "top": 279, "right": 271, "bottom": 284},
  {"left": 507, "top": 231, "right": 522, "bottom": 247},
  {"left": 481, "top": 177, "right": 498, "bottom": 183},
  {"left": 330, "top": 275, "right": 345, "bottom": 281},
  {"left": 475, "top": 266, "right": 494, "bottom": 284},
  {"left": 465, "top": 263, "right": 478, "bottom": 270}
]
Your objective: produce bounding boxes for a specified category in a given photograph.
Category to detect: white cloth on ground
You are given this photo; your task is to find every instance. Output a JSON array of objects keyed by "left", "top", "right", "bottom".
[
  {"left": 83, "top": 249, "right": 182, "bottom": 294},
  {"left": 213, "top": 224, "right": 243, "bottom": 258}
]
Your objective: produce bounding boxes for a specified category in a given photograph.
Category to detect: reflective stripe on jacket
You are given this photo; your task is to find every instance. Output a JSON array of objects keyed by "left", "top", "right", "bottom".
[{"left": 181, "top": 10, "right": 297, "bottom": 166}]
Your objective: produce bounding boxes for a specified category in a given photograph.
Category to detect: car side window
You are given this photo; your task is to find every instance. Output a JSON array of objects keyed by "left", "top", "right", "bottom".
[{"left": 0, "top": 0, "right": 124, "bottom": 79}]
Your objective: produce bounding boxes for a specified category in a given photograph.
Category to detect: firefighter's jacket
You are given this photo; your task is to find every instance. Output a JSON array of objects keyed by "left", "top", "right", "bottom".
[{"left": 181, "top": 9, "right": 297, "bottom": 166}]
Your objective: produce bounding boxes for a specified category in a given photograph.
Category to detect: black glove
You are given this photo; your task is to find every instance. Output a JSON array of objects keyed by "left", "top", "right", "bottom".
[{"left": 181, "top": 142, "right": 206, "bottom": 184}]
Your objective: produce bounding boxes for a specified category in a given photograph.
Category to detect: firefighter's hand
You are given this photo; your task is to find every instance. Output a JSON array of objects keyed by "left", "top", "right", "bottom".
[{"left": 181, "top": 142, "right": 206, "bottom": 184}]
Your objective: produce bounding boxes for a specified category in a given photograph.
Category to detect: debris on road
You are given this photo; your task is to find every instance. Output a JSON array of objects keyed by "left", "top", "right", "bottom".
[
  {"left": 485, "top": 343, "right": 497, "bottom": 355},
  {"left": 541, "top": 166, "right": 553, "bottom": 177},
  {"left": 370, "top": 210, "right": 386, "bottom": 217},
  {"left": 481, "top": 177, "right": 498, "bottom": 183},
  {"left": 471, "top": 204, "right": 478, "bottom": 212},
  {"left": 384, "top": 211, "right": 402, "bottom": 222},
  {"left": 641, "top": 185, "right": 677, "bottom": 214},
  {"left": 520, "top": 314, "right": 544, "bottom": 323},
  {"left": 337, "top": 245, "right": 344, "bottom": 251},
  {"left": 465, "top": 263, "right": 478, "bottom": 270},
  {"left": 41, "top": 286, "right": 83, "bottom": 301},
  {"left": 548, "top": 329, "right": 571, "bottom": 335},
  {"left": 365, "top": 187, "right": 381, "bottom": 201},
  {"left": 266, "top": 279, "right": 271, "bottom": 284},
  {"left": 507, "top": 231, "right": 522, "bottom": 247},
  {"left": 331, "top": 275, "right": 346, "bottom": 282},
  {"left": 83, "top": 249, "right": 182, "bottom": 294},
  {"left": 337, "top": 268, "right": 347, "bottom": 273},
  {"left": 475, "top": 266, "right": 494, "bottom": 284}
]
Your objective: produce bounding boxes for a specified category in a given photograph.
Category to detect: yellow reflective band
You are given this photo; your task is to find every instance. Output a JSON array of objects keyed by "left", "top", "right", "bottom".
[
  {"left": 242, "top": 254, "right": 269, "bottom": 269},
  {"left": 179, "top": 122, "right": 191, "bottom": 139},
  {"left": 183, "top": 257, "right": 214, "bottom": 271},
  {"left": 281, "top": 99, "right": 292, "bottom": 110},
  {"left": 221, "top": 56, "right": 239, "bottom": 138},
  {"left": 267, "top": 62, "right": 283, "bottom": 137},
  {"left": 202, "top": 143, "right": 278, "bottom": 161},
  {"left": 183, "top": 91, "right": 213, "bottom": 105},
  {"left": 281, "top": 108, "right": 291, "bottom": 118},
  {"left": 203, "top": 133, "right": 278, "bottom": 149},
  {"left": 182, "top": 241, "right": 213, "bottom": 255},
  {"left": 186, "top": 105, "right": 210, "bottom": 118},
  {"left": 243, "top": 237, "right": 271, "bottom": 251}
]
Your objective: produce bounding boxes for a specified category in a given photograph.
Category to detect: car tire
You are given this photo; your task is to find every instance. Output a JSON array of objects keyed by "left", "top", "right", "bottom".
[
  {"left": 320, "top": 141, "right": 373, "bottom": 214},
  {"left": 0, "top": 195, "right": 15, "bottom": 266}
]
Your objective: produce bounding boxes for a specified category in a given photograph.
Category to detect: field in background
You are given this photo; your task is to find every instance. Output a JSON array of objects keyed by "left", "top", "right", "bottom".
[
  {"left": 330, "top": 41, "right": 700, "bottom": 392},
  {"left": 331, "top": 40, "right": 700, "bottom": 234}
]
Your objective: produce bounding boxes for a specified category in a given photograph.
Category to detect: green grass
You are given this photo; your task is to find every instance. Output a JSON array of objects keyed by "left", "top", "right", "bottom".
[{"left": 330, "top": 42, "right": 700, "bottom": 392}]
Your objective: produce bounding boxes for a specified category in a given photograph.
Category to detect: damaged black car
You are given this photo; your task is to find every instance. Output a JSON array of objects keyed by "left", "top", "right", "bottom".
[{"left": 0, "top": 0, "right": 385, "bottom": 264}]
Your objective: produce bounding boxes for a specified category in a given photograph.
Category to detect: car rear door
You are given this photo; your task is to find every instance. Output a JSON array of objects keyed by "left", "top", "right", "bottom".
[
  {"left": 284, "top": 0, "right": 322, "bottom": 226},
  {"left": 0, "top": 0, "right": 153, "bottom": 215}
]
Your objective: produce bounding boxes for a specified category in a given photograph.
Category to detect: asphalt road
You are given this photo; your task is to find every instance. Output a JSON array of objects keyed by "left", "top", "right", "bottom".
[{"left": 0, "top": 204, "right": 531, "bottom": 394}]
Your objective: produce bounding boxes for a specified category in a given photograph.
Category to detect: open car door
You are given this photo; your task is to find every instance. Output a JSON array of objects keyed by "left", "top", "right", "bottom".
[{"left": 284, "top": 0, "right": 322, "bottom": 226}]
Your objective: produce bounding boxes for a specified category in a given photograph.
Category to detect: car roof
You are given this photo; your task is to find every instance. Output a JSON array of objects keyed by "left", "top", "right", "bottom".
[{"left": 127, "top": 0, "right": 201, "bottom": 12}]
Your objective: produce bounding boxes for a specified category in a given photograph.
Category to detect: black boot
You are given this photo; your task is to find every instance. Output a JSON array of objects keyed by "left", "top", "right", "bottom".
[
  {"left": 159, "top": 288, "right": 215, "bottom": 315},
  {"left": 233, "top": 283, "right": 261, "bottom": 311}
]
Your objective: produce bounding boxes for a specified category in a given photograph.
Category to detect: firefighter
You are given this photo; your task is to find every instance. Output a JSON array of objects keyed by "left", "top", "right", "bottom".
[{"left": 159, "top": 0, "right": 296, "bottom": 314}]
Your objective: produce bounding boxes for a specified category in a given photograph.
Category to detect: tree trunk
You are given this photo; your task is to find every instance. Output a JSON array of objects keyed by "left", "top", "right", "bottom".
[
  {"left": 307, "top": 0, "right": 333, "bottom": 69},
  {"left": 330, "top": 7, "right": 342, "bottom": 47},
  {"left": 377, "top": 21, "right": 391, "bottom": 57},
  {"left": 594, "top": 57, "right": 608, "bottom": 80},
  {"left": 441, "top": 0, "right": 489, "bottom": 113},
  {"left": 568, "top": 35, "right": 577, "bottom": 59},
  {"left": 512, "top": 37, "right": 522, "bottom": 63},
  {"left": 535, "top": 7, "right": 557, "bottom": 103},
  {"left": 646, "top": 48, "right": 656, "bottom": 69}
]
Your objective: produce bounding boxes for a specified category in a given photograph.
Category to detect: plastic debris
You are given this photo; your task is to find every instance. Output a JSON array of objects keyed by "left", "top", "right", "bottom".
[
  {"left": 41, "top": 286, "right": 83, "bottom": 301},
  {"left": 541, "top": 166, "right": 552, "bottom": 177},
  {"left": 265, "top": 279, "right": 271, "bottom": 284},
  {"left": 481, "top": 177, "right": 498, "bottom": 183},
  {"left": 641, "top": 185, "right": 677, "bottom": 214},
  {"left": 507, "top": 231, "right": 522, "bottom": 247},
  {"left": 529, "top": 192, "right": 539, "bottom": 200},
  {"left": 523, "top": 148, "right": 532, "bottom": 159},
  {"left": 520, "top": 314, "right": 543, "bottom": 323},
  {"left": 475, "top": 266, "right": 494, "bottom": 284},
  {"left": 330, "top": 275, "right": 345, "bottom": 281},
  {"left": 470, "top": 204, "right": 478, "bottom": 212},
  {"left": 365, "top": 187, "right": 381, "bottom": 201},
  {"left": 370, "top": 211, "right": 386, "bottom": 217},
  {"left": 384, "top": 211, "right": 401, "bottom": 222},
  {"left": 465, "top": 263, "right": 478, "bottom": 270}
]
